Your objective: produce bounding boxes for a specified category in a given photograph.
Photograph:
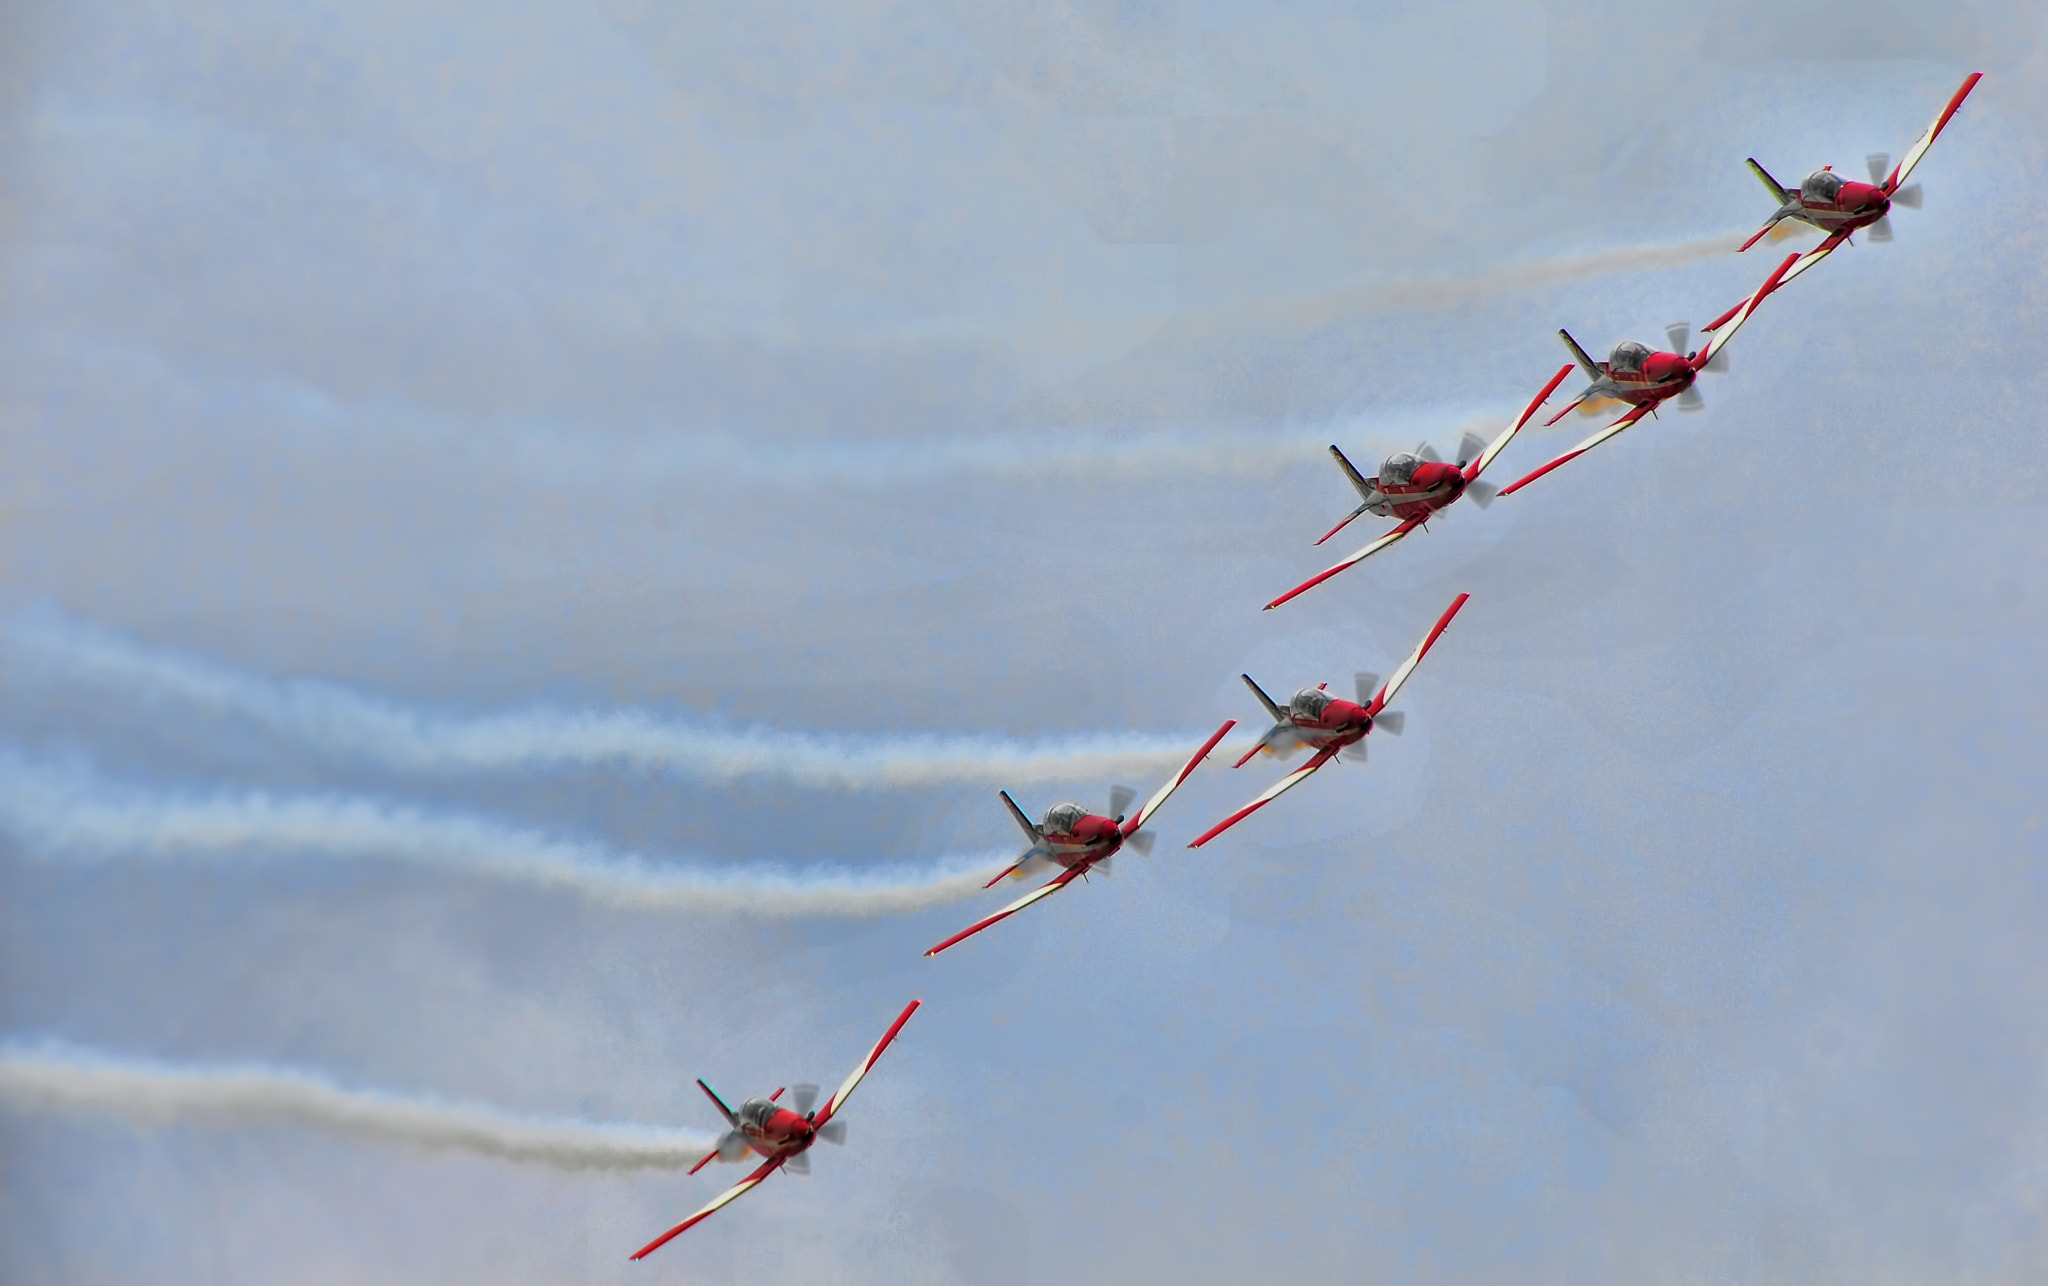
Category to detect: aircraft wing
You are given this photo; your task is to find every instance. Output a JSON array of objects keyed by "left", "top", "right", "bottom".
[
  {"left": 925, "top": 865, "right": 1087, "bottom": 957},
  {"left": 1186, "top": 746, "right": 1341, "bottom": 848},
  {"left": 1692, "top": 251, "right": 1797, "bottom": 365},
  {"left": 813, "top": 998, "right": 921, "bottom": 1127},
  {"left": 1887, "top": 72, "right": 1983, "bottom": 192},
  {"left": 1122, "top": 720, "right": 1237, "bottom": 837},
  {"left": 1264, "top": 516, "right": 1426, "bottom": 611},
  {"left": 630, "top": 1154, "right": 787, "bottom": 1260},
  {"left": 1365, "top": 592, "right": 1471, "bottom": 716},
  {"left": 1471, "top": 364, "right": 1576, "bottom": 479},
  {"left": 1495, "top": 400, "right": 1655, "bottom": 497},
  {"left": 1763, "top": 231, "right": 1848, "bottom": 295}
]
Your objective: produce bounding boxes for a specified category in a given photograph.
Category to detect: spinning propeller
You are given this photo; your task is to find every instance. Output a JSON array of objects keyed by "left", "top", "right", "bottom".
[
  {"left": 1861, "top": 152, "right": 1923, "bottom": 242},
  {"left": 1096, "top": 783, "right": 1155, "bottom": 872},
  {"left": 1661, "top": 321, "right": 1728, "bottom": 413},
  {"left": 1415, "top": 432, "right": 1500, "bottom": 506},
  {"left": 1354, "top": 672, "right": 1404, "bottom": 735}
]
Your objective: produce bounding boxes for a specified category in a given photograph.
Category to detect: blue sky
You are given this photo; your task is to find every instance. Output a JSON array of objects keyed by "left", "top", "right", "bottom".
[{"left": 3, "top": 2, "right": 2047, "bottom": 1282}]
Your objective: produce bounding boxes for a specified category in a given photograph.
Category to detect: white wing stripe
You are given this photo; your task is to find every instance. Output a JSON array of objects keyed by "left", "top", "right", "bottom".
[
  {"left": 1373, "top": 593, "right": 1471, "bottom": 711},
  {"left": 817, "top": 999, "right": 922, "bottom": 1125},
  {"left": 1125, "top": 720, "right": 1236, "bottom": 834}
]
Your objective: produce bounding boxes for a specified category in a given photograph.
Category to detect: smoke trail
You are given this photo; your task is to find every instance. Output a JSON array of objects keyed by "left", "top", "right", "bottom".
[
  {"left": 2, "top": 610, "right": 1214, "bottom": 789},
  {"left": 0, "top": 1041, "right": 718, "bottom": 1171},
  {"left": 1262, "top": 229, "right": 1780, "bottom": 334},
  {"left": 0, "top": 762, "right": 1008, "bottom": 916}
]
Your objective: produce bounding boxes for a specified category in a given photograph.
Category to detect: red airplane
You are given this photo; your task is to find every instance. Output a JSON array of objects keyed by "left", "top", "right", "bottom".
[
  {"left": 1495, "top": 249, "right": 1799, "bottom": 498},
  {"left": 1188, "top": 592, "right": 1468, "bottom": 847},
  {"left": 1262, "top": 366, "right": 1574, "bottom": 611},
  {"left": 1738, "top": 73, "right": 1981, "bottom": 293},
  {"left": 924, "top": 720, "right": 1237, "bottom": 957},
  {"left": 629, "top": 999, "right": 922, "bottom": 1261}
]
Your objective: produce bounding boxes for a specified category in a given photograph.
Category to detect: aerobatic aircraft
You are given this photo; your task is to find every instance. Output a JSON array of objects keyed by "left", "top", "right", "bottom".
[
  {"left": 1738, "top": 73, "right": 1981, "bottom": 293},
  {"left": 629, "top": 999, "right": 922, "bottom": 1261},
  {"left": 924, "top": 720, "right": 1237, "bottom": 957},
  {"left": 1188, "top": 592, "right": 1468, "bottom": 847},
  {"left": 1262, "top": 366, "right": 1574, "bottom": 611},
  {"left": 1496, "top": 250, "right": 1799, "bottom": 497}
]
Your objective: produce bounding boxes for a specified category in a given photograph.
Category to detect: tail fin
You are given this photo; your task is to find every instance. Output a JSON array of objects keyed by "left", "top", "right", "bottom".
[
  {"left": 697, "top": 1079, "right": 738, "bottom": 1127},
  {"left": 997, "top": 790, "right": 1040, "bottom": 845},
  {"left": 1239, "top": 674, "right": 1285, "bottom": 724},
  {"left": 1327, "top": 445, "right": 1377, "bottom": 501},
  {"left": 1745, "top": 157, "right": 1791, "bottom": 203},
  {"left": 1557, "top": 329, "right": 1601, "bottom": 381}
]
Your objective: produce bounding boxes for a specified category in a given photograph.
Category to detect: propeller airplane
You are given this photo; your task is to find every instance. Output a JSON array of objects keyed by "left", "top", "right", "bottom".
[
  {"left": 1262, "top": 367, "right": 1574, "bottom": 611},
  {"left": 1738, "top": 73, "right": 1982, "bottom": 292},
  {"left": 1495, "top": 249, "right": 1799, "bottom": 497},
  {"left": 629, "top": 999, "right": 923, "bottom": 1262},
  {"left": 924, "top": 720, "right": 1237, "bottom": 957},
  {"left": 1188, "top": 592, "right": 1469, "bottom": 848}
]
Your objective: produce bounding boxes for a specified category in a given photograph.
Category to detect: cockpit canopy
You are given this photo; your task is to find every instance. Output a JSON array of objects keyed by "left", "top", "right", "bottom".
[
  {"left": 739, "top": 1097, "right": 779, "bottom": 1129},
  {"left": 1041, "top": 801, "right": 1091, "bottom": 834},
  {"left": 1801, "top": 169, "right": 1844, "bottom": 202},
  {"left": 1290, "top": 687, "right": 1333, "bottom": 719},
  {"left": 1607, "top": 340, "right": 1652, "bottom": 372},
  {"left": 1378, "top": 452, "right": 1420, "bottom": 486}
]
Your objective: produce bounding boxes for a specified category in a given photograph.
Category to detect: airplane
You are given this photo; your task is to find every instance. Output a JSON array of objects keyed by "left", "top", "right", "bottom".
[
  {"left": 924, "top": 720, "right": 1237, "bottom": 957},
  {"left": 629, "top": 998, "right": 922, "bottom": 1261},
  {"left": 1188, "top": 592, "right": 1468, "bottom": 848},
  {"left": 1495, "top": 249, "right": 1799, "bottom": 498},
  {"left": 1261, "top": 365, "right": 1575, "bottom": 611},
  {"left": 1738, "top": 73, "right": 1982, "bottom": 294}
]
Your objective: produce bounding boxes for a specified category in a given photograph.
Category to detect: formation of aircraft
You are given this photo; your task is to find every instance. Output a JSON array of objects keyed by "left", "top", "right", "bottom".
[{"left": 629, "top": 73, "right": 1983, "bottom": 1265}]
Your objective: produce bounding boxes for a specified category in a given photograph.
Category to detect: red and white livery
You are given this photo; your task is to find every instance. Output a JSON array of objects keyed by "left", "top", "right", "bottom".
[
  {"left": 1263, "top": 367, "right": 1573, "bottom": 611},
  {"left": 1189, "top": 592, "right": 1469, "bottom": 848},
  {"left": 1739, "top": 73, "right": 1982, "bottom": 292},
  {"left": 1497, "top": 250, "right": 1799, "bottom": 497},
  {"left": 629, "top": 999, "right": 922, "bottom": 1261},
  {"left": 924, "top": 720, "right": 1237, "bottom": 957}
]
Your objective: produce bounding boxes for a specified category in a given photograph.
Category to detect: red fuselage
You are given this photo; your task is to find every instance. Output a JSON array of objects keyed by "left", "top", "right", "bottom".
[
  {"left": 736, "top": 1097, "right": 816, "bottom": 1160},
  {"left": 1038, "top": 813, "right": 1124, "bottom": 869},
  {"left": 1374, "top": 460, "right": 1467, "bottom": 521},
  {"left": 1287, "top": 696, "right": 1374, "bottom": 750},
  {"left": 1606, "top": 350, "right": 1696, "bottom": 408},
  {"left": 1794, "top": 178, "right": 1890, "bottom": 234}
]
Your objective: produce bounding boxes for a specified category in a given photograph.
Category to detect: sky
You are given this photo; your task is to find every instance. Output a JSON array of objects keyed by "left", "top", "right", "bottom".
[{"left": 2, "top": 1, "right": 2046, "bottom": 1282}]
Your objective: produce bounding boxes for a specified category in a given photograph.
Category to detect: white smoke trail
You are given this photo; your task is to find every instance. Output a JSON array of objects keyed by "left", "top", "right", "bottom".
[
  {"left": 0, "top": 1041, "right": 719, "bottom": 1171},
  {"left": 1, "top": 611, "right": 1211, "bottom": 789},
  {"left": 0, "top": 763, "right": 1007, "bottom": 916},
  {"left": 1269, "top": 230, "right": 1771, "bottom": 332}
]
